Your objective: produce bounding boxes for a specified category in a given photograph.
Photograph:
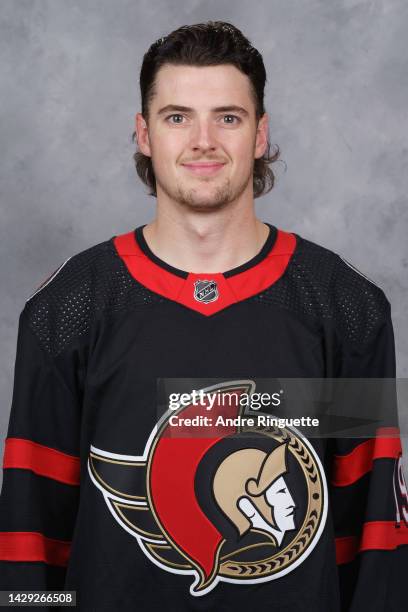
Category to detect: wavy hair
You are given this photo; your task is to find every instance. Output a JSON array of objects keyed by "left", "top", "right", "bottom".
[{"left": 132, "top": 21, "right": 281, "bottom": 198}]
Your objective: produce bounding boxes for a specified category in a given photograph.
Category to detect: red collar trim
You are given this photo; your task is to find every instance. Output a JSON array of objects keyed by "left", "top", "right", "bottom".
[{"left": 113, "top": 229, "right": 296, "bottom": 316}]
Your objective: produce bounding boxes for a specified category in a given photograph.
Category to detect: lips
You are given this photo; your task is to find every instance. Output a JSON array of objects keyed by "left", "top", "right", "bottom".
[{"left": 181, "top": 162, "right": 226, "bottom": 176}]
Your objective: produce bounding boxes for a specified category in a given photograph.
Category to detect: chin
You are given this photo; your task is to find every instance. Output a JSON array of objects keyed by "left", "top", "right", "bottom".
[
  {"left": 182, "top": 200, "right": 231, "bottom": 212},
  {"left": 176, "top": 190, "right": 232, "bottom": 210}
]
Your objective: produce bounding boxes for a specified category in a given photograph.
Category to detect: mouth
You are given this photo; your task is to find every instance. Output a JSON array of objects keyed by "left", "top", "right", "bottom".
[{"left": 181, "top": 162, "right": 226, "bottom": 176}]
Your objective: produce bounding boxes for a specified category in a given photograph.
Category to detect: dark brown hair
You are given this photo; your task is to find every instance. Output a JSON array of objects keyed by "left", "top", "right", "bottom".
[{"left": 132, "top": 21, "right": 281, "bottom": 198}]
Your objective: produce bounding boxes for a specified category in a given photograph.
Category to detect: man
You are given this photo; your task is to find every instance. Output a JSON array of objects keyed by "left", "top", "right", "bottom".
[{"left": 1, "top": 20, "right": 407, "bottom": 611}]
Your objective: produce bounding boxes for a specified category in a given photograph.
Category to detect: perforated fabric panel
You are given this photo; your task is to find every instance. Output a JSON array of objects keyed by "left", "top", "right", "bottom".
[
  {"left": 251, "top": 234, "right": 390, "bottom": 346},
  {"left": 23, "top": 239, "right": 164, "bottom": 357},
  {"left": 22, "top": 233, "right": 390, "bottom": 358}
]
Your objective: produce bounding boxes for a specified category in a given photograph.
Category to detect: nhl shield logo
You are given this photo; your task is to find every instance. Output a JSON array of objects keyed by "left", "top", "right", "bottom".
[
  {"left": 88, "top": 380, "right": 328, "bottom": 597},
  {"left": 193, "top": 279, "right": 219, "bottom": 303}
]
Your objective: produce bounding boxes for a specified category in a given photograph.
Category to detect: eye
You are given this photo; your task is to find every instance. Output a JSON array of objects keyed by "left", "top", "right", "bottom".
[
  {"left": 222, "top": 114, "right": 241, "bottom": 124},
  {"left": 166, "top": 114, "right": 185, "bottom": 124},
  {"left": 277, "top": 488, "right": 287, "bottom": 494}
]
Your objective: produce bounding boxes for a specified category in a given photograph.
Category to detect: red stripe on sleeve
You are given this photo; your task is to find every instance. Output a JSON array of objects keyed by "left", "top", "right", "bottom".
[
  {"left": 0, "top": 531, "right": 71, "bottom": 566},
  {"left": 336, "top": 520, "right": 408, "bottom": 564},
  {"left": 360, "top": 520, "right": 408, "bottom": 551},
  {"left": 331, "top": 427, "right": 402, "bottom": 487},
  {"left": 335, "top": 534, "right": 358, "bottom": 565},
  {"left": 3, "top": 438, "right": 80, "bottom": 486}
]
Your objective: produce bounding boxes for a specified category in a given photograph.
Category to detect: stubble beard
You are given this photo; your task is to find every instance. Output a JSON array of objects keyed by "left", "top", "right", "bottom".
[{"left": 157, "top": 166, "right": 253, "bottom": 212}]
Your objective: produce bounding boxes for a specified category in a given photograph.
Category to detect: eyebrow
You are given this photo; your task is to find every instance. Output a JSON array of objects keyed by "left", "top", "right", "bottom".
[{"left": 156, "top": 104, "right": 250, "bottom": 117}]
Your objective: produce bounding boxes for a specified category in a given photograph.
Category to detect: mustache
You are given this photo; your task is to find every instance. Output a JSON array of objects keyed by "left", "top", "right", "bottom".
[{"left": 181, "top": 159, "right": 227, "bottom": 164}]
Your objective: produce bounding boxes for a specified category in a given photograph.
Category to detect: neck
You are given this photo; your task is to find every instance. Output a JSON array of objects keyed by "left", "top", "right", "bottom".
[{"left": 142, "top": 207, "right": 270, "bottom": 274}]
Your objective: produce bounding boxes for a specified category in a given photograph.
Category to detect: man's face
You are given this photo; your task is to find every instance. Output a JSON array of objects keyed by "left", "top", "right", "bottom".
[
  {"left": 265, "top": 476, "right": 296, "bottom": 532},
  {"left": 135, "top": 64, "right": 268, "bottom": 211}
]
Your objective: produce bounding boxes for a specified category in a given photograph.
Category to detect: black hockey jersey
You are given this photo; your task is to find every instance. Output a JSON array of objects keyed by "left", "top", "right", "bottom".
[{"left": 1, "top": 223, "right": 407, "bottom": 611}]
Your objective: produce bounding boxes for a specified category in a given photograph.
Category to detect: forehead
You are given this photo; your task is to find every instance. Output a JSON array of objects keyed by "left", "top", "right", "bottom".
[{"left": 151, "top": 64, "right": 255, "bottom": 111}]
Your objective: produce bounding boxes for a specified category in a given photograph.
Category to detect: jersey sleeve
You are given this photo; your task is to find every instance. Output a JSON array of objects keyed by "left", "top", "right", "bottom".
[
  {"left": 328, "top": 292, "right": 408, "bottom": 611},
  {"left": 0, "top": 304, "right": 82, "bottom": 591}
]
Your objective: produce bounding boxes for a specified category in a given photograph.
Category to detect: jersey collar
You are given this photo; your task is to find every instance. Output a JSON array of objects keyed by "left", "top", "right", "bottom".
[{"left": 113, "top": 223, "right": 296, "bottom": 316}]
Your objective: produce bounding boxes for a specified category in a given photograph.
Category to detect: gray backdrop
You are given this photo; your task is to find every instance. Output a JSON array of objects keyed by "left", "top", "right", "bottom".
[{"left": 1, "top": 0, "right": 407, "bottom": 488}]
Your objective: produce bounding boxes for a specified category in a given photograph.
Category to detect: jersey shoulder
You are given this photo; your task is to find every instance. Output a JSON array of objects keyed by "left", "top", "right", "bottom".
[
  {"left": 290, "top": 230, "right": 385, "bottom": 286},
  {"left": 261, "top": 230, "right": 391, "bottom": 345},
  {"left": 22, "top": 234, "right": 161, "bottom": 356},
  {"left": 294, "top": 232, "right": 390, "bottom": 342}
]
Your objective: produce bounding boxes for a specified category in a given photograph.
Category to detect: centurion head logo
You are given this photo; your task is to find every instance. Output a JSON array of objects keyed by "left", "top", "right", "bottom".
[
  {"left": 214, "top": 443, "right": 296, "bottom": 548},
  {"left": 88, "top": 380, "right": 328, "bottom": 596}
]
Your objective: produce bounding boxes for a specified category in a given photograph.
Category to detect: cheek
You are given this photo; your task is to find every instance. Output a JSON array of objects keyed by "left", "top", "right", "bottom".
[
  {"left": 152, "top": 142, "right": 180, "bottom": 175},
  {"left": 273, "top": 498, "right": 283, "bottom": 509},
  {"left": 151, "top": 129, "right": 184, "bottom": 161},
  {"left": 229, "top": 136, "right": 256, "bottom": 166}
]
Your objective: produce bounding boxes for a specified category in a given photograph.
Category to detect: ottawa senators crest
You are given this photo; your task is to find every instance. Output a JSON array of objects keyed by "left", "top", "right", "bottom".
[{"left": 88, "top": 380, "right": 328, "bottom": 596}]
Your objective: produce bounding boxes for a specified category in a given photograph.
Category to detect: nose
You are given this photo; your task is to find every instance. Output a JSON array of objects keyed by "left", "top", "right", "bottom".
[{"left": 189, "top": 116, "right": 217, "bottom": 152}]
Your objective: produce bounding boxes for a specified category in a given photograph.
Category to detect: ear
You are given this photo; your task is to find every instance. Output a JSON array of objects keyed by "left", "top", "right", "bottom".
[
  {"left": 254, "top": 112, "right": 269, "bottom": 159},
  {"left": 135, "top": 112, "right": 151, "bottom": 157}
]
